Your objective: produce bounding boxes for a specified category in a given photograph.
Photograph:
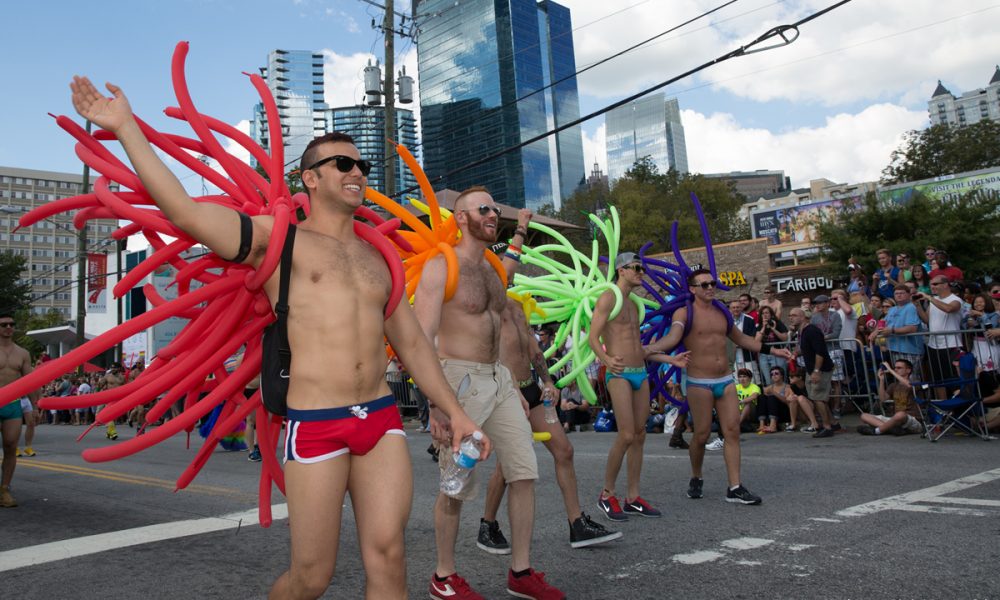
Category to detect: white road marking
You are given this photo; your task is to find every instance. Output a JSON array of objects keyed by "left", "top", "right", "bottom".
[
  {"left": 809, "top": 517, "right": 842, "bottom": 523},
  {"left": 672, "top": 550, "right": 725, "bottom": 564},
  {"left": 925, "top": 496, "right": 1000, "bottom": 507},
  {"left": 0, "top": 503, "right": 289, "bottom": 573},
  {"left": 888, "top": 504, "right": 995, "bottom": 518},
  {"left": 721, "top": 537, "right": 773, "bottom": 550},
  {"left": 786, "top": 544, "right": 815, "bottom": 552},
  {"left": 837, "top": 467, "right": 1000, "bottom": 517}
]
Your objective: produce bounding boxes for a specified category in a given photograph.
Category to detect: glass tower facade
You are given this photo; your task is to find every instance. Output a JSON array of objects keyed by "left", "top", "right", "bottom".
[
  {"left": 324, "top": 106, "right": 419, "bottom": 195},
  {"left": 605, "top": 93, "right": 688, "bottom": 183},
  {"left": 251, "top": 50, "right": 329, "bottom": 171},
  {"left": 416, "top": 0, "right": 585, "bottom": 210}
]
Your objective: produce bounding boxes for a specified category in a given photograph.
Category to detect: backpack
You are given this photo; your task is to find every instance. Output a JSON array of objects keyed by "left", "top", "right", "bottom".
[{"left": 260, "top": 226, "right": 296, "bottom": 416}]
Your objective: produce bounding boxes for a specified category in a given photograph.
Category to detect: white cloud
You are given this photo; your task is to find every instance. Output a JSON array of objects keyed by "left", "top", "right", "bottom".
[
  {"left": 561, "top": 0, "right": 1000, "bottom": 108},
  {"left": 680, "top": 103, "right": 927, "bottom": 185},
  {"left": 581, "top": 123, "right": 606, "bottom": 172}
]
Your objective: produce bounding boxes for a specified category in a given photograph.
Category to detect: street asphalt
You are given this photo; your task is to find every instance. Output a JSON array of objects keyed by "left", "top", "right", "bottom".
[{"left": 2, "top": 415, "right": 998, "bottom": 599}]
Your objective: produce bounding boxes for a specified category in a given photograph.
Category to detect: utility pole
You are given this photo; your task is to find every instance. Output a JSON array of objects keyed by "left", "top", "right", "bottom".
[
  {"left": 75, "top": 121, "right": 91, "bottom": 366},
  {"left": 382, "top": 0, "right": 396, "bottom": 197}
]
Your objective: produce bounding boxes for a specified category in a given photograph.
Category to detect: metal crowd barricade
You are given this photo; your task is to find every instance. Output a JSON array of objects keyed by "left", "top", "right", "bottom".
[
  {"left": 826, "top": 337, "right": 878, "bottom": 415},
  {"left": 868, "top": 327, "right": 995, "bottom": 441},
  {"left": 385, "top": 370, "right": 417, "bottom": 412}
]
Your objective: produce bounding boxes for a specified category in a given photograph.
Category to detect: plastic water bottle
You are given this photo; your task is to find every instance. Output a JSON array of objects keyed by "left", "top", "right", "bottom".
[
  {"left": 542, "top": 388, "right": 558, "bottom": 424},
  {"left": 440, "top": 431, "right": 484, "bottom": 497}
]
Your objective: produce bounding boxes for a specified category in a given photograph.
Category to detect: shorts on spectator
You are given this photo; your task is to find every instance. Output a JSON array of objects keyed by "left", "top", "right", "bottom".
[
  {"left": 925, "top": 346, "right": 958, "bottom": 382},
  {"left": 830, "top": 349, "right": 845, "bottom": 382},
  {"left": 874, "top": 413, "right": 923, "bottom": 434},
  {"left": 805, "top": 370, "right": 833, "bottom": 403}
]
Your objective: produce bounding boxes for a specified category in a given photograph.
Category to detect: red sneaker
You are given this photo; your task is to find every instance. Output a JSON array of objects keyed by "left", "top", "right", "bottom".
[
  {"left": 507, "top": 569, "right": 566, "bottom": 600},
  {"left": 429, "top": 572, "right": 484, "bottom": 600}
]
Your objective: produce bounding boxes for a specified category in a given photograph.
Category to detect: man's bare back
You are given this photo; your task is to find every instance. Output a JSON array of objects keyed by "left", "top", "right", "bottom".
[{"left": 499, "top": 298, "right": 534, "bottom": 381}]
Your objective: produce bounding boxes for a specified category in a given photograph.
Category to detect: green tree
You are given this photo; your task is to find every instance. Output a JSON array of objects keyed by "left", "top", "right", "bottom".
[
  {"left": 614, "top": 158, "right": 747, "bottom": 254},
  {"left": 254, "top": 164, "right": 304, "bottom": 196},
  {"left": 882, "top": 119, "right": 1000, "bottom": 185},
  {"left": 816, "top": 190, "right": 1000, "bottom": 280},
  {"left": 0, "top": 251, "right": 31, "bottom": 313},
  {"left": 14, "top": 309, "right": 66, "bottom": 357}
]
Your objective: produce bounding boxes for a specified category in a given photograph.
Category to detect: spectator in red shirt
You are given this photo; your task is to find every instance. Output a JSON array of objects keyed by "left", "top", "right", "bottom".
[{"left": 929, "top": 250, "right": 963, "bottom": 282}]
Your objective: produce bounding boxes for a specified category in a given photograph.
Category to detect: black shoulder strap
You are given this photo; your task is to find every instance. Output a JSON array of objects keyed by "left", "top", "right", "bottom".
[{"left": 276, "top": 225, "right": 297, "bottom": 373}]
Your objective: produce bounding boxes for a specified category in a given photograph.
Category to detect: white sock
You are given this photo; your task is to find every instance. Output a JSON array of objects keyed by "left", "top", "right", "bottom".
[{"left": 874, "top": 427, "right": 882, "bottom": 435}]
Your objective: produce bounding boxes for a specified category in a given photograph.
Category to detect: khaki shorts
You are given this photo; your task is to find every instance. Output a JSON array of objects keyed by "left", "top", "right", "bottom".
[
  {"left": 439, "top": 359, "right": 538, "bottom": 501},
  {"left": 805, "top": 370, "right": 833, "bottom": 403},
  {"left": 874, "top": 413, "right": 924, "bottom": 434}
]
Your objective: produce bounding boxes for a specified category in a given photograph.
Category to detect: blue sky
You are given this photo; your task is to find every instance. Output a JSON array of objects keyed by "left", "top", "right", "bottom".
[{"left": 3, "top": 0, "right": 998, "bottom": 189}]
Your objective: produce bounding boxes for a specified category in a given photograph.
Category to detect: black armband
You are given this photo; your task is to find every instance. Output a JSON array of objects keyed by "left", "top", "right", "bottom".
[{"left": 226, "top": 212, "right": 253, "bottom": 263}]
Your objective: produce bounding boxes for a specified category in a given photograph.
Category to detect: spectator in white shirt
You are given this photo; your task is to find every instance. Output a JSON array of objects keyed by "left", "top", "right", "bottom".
[{"left": 914, "top": 276, "right": 963, "bottom": 400}]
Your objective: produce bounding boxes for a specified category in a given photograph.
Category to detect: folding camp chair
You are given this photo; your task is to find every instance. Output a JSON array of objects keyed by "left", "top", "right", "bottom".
[{"left": 916, "top": 352, "right": 991, "bottom": 442}]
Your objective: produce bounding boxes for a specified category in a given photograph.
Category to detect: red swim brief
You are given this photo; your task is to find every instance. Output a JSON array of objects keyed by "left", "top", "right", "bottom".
[{"left": 284, "top": 394, "right": 405, "bottom": 463}]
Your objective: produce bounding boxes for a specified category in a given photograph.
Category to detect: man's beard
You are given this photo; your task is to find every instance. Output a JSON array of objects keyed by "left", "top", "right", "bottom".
[{"left": 467, "top": 218, "right": 497, "bottom": 243}]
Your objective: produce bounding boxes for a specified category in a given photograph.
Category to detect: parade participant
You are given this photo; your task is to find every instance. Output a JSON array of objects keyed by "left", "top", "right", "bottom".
[
  {"left": 0, "top": 313, "right": 38, "bottom": 508},
  {"left": 646, "top": 269, "right": 790, "bottom": 505},
  {"left": 70, "top": 77, "right": 485, "bottom": 600},
  {"left": 591, "top": 252, "right": 690, "bottom": 520},
  {"left": 477, "top": 296, "right": 621, "bottom": 554},
  {"left": 414, "top": 186, "right": 563, "bottom": 600},
  {"left": 97, "top": 364, "right": 125, "bottom": 440}
]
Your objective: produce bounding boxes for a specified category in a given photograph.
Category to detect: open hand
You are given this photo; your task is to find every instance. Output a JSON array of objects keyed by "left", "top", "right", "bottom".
[
  {"left": 70, "top": 76, "right": 135, "bottom": 133},
  {"left": 607, "top": 355, "right": 626, "bottom": 374}
]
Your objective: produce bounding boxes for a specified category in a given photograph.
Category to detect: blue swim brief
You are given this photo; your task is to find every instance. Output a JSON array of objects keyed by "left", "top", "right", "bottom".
[
  {"left": 605, "top": 366, "right": 647, "bottom": 391},
  {"left": 686, "top": 375, "right": 734, "bottom": 400}
]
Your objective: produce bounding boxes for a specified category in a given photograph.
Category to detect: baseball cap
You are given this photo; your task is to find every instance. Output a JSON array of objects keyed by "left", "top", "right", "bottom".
[
  {"left": 812, "top": 294, "right": 831, "bottom": 304},
  {"left": 615, "top": 252, "right": 639, "bottom": 270}
]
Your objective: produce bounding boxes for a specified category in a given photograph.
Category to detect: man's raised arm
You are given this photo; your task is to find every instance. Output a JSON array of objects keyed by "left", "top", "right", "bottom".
[{"left": 70, "top": 76, "right": 259, "bottom": 263}]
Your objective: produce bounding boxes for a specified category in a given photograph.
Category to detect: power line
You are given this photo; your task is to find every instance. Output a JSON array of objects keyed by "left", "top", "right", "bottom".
[
  {"left": 393, "top": 0, "right": 854, "bottom": 198},
  {"left": 427, "top": 0, "right": 746, "bottom": 145}
]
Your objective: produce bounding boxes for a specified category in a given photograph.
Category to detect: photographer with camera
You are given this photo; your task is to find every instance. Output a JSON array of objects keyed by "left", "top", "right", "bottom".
[
  {"left": 755, "top": 305, "right": 788, "bottom": 386},
  {"left": 857, "top": 359, "right": 924, "bottom": 436}
]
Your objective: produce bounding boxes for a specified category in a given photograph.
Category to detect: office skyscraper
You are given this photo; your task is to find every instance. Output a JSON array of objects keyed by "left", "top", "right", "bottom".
[
  {"left": 416, "top": 0, "right": 585, "bottom": 210},
  {"left": 325, "top": 106, "right": 419, "bottom": 194},
  {"left": 251, "top": 49, "right": 329, "bottom": 171},
  {"left": 605, "top": 93, "right": 688, "bottom": 183}
]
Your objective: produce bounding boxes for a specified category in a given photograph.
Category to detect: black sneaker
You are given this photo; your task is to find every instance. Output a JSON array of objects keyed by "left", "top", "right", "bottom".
[
  {"left": 476, "top": 519, "right": 511, "bottom": 555},
  {"left": 669, "top": 437, "right": 689, "bottom": 449},
  {"left": 812, "top": 428, "right": 834, "bottom": 438},
  {"left": 427, "top": 443, "right": 439, "bottom": 463},
  {"left": 248, "top": 446, "right": 262, "bottom": 462},
  {"left": 831, "top": 423, "right": 843, "bottom": 432},
  {"left": 687, "top": 477, "right": 704, "bottom": 499},
  {"left": 569, "top": 512, "right": 623, "bottom": 548},
  {"left": 725, "top": 484, "right": 762, "bottom": 505},
  {"left": 856, "top": 424, "right": 876, "bottom": 435}
]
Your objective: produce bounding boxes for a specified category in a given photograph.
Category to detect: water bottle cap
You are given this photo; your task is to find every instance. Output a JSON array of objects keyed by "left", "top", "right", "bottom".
[{"left": 472, "top": 430, "right": 483, "bottom": 441}]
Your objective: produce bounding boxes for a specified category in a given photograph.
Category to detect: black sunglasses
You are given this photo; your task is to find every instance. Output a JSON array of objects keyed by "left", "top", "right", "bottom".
[
  {"left": 0, "top": 322, "right": 14, "bottom": 328},
  {"left": 770, "top": 371, "right": 783, "bottom": 376},
  {"left": 695, "top": 280, "right": 718, "bottom": 289},
  {"left": 305, "top": 155, "right": 372, "bottom": 177},
  {"left": 623, "top": 264, "right": 644, "bottom": 273},
  {"left": 462, "top": 204, "right": 502, "bottom": 218}
]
